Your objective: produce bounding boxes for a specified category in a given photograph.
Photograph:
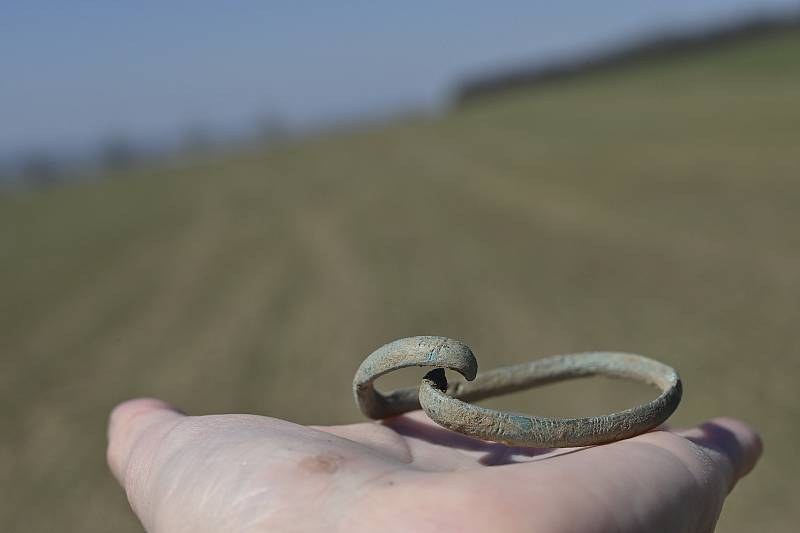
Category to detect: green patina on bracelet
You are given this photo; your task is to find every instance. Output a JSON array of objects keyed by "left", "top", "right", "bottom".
[{"left": 353, "top": 336, "right": 682, "bottom": 447}]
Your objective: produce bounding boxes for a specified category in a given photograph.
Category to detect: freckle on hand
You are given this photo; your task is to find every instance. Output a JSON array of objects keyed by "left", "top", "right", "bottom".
[{"left": 298, "top": 454, "right": 342, "bottom": 474}]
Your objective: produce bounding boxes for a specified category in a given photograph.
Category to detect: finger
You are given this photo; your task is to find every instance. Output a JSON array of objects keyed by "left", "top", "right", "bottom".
[
  {"left": 675, "top": 416, "right": 763, "bottom": 491},
  {"left": 106, "top": 397, "right": 185, "bottom": 486}
]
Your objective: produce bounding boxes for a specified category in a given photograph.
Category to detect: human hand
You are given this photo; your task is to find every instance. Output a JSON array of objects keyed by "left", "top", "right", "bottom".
[{"left": 107, "top": 398, "right": 761, "bottom": 533}]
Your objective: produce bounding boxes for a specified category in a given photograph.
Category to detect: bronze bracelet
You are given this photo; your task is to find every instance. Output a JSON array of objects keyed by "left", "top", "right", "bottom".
[{"left": 353, "top": 336, "right": 682, "bottom": 447}]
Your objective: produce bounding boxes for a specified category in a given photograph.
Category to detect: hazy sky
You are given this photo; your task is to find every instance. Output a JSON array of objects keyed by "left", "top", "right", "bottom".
[{"left": 1, "top": 0, "right": 797, "bottom": 157}]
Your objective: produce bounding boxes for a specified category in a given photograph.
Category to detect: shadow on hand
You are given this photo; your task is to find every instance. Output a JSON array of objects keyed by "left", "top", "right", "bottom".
[
  {"left": 383, "top": 414, "right": 756, "bottom": 472},
  {"left": 382, "top": 413, "right": 588, "bottom": 465}
]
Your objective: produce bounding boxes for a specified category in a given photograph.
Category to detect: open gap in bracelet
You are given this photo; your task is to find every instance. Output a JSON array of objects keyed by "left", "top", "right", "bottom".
[{"left": 373, "top": 367, "right": 464, "bottom": 395}]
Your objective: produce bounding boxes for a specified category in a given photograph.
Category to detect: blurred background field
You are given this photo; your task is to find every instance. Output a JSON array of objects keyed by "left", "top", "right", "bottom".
[{"left": 3, "top": 4, "right": 800, "bottom": 532}]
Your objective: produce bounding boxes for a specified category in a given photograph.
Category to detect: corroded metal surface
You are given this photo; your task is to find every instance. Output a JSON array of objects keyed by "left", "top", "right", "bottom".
[{"left": 353, "top": 336, "right": 682, "bottom": 447}]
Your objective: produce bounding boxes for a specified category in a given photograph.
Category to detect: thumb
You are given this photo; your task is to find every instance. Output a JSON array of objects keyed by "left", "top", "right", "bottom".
[
  {"left": 675, "top": 416, "right": 763, "bottom": 493},
  {"left": 106, "top": 398, "right": 185, "bottom": 488}
]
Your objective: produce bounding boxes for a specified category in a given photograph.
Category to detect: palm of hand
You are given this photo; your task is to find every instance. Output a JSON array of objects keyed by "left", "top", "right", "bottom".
[{"left": 108, "top": 399, "right": 760, "bottom": 533}]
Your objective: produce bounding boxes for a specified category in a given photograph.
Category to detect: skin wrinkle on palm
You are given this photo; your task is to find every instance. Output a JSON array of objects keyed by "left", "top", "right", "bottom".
[{"left": 354, "top": 336, "right": 682, "bottom": 447}]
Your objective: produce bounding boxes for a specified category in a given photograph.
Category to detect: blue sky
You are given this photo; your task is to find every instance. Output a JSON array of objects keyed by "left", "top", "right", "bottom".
[{"left": 1, "top": 1, "right": 797, "bottom": 158}]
